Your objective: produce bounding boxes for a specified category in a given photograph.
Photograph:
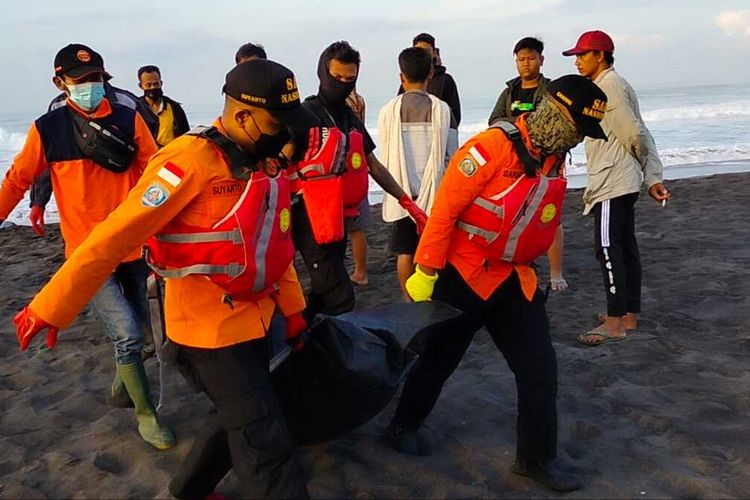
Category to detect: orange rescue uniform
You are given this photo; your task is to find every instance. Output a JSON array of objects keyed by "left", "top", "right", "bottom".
[
  {"left": 0, "top": 98, "right": 157, "bottom": 260},
  {"left": 28, "top": 119, "right": 305, "bottom": 349},
  {"left": 415, "top": 116, "right": 564, "bottom": 301}
]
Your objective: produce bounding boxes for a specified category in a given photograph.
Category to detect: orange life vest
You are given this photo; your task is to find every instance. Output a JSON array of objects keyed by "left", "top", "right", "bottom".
[
  {"left": 145, "top": 127, "right": 295, "bottom": 303},
  {"left": 342, "top": 129, "right": 369, "bottom": 216},
  {"left": 288, "top": 126, "right": 348, "bottom": 244},
  {"left": 456, "top": 121, "right": 566, "bottom": 264}
]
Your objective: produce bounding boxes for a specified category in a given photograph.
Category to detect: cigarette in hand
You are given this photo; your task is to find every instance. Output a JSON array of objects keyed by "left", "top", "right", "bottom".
[{"left": 662, "top": 199, "right": 667, "bottom": 208}]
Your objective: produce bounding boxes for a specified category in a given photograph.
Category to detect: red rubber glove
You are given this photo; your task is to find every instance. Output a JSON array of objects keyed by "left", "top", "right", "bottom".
[
  {"left": 285, "top": 312, "right": 308, "bottom": 352},
  {"left": 29, "top": 206, "right": 45, "bottom": 236},
  {"left": 13, "top": 306, "right": 59, "bottom": 351},
  {"left": 398, "top": 195, "right": 428, "bottom": 235}
]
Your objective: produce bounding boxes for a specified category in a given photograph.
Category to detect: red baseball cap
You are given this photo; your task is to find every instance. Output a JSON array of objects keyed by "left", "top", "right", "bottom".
[{"left": 562, "top": 30, "right": 615, "bottom": 56}]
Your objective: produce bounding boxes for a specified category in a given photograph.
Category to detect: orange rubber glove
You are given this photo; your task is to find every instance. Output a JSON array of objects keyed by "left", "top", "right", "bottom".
[
  {"left": 285, "top": 312, "right": 308, "bottom": 352},
  {"left": 13, "top": 306, "right": 59, "bottom": 351},
  {"left": 398, "top": 195, "right": 428, "bottom": 235},
  {"left": 29, "top": 206, "right": 45, "bottom": 236}
]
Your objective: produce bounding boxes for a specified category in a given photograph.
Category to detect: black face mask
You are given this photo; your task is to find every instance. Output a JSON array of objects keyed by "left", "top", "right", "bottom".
[
  {"left": 253, "top": 127, "right": 292, "bottom": 160},
  {"left": 144, "top": 88, "right": 163, "bottom": 101},
  {"left": 317, "top": 53, "right": 357, "bottom": 106}
]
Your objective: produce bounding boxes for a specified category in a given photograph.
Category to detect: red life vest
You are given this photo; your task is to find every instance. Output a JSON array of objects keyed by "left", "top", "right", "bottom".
[
  {"left": 342, "top": 130, "right": 369, "bottom": 216},
  {"left": 456, "top": 120, "right": 566, "bottom": 265},
  {"left": 289, "top": 127, "right": 349, "bottom": 244},
  {"left": 457, "top": 174, "right": 566, "bottom": 264},
  {"left": 146, "top": 166, "right": 294, "bottom": 303}
]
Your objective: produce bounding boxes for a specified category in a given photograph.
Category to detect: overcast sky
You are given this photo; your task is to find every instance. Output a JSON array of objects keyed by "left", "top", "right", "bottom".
[{"left": 1, "top": 0, "right": 749, "bottom": 116}]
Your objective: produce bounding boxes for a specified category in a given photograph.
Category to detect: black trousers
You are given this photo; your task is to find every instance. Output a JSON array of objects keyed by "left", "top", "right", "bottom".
[
  {"left": 593, "top": 193, "right": 642, "bottom": 317},
  {"left": 169, "top": 338, "right": 308, "bottom": 500},
  {"left": 291, "top": 197, "right": 355, "bottom": 323},
  {"left": 392, "top": 266, "right": 558, "bottom": 462}
]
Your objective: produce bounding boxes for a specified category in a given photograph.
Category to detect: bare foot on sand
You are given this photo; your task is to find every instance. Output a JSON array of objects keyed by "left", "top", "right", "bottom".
[
  {"left": 596, "top": 312, "right": 638, "bottom": 330},
  {"left": 350, "top": 272, "right": 368, "bottom": 286}
]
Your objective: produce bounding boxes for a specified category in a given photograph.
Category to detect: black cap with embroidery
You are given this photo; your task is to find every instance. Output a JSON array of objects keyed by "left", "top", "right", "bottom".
[
  {"left": 223, "top": 59, "right": 316, "bottom": 129},
  {"left": 547, "top": 74, "right": 608, "bottom": 140},
  {"left": 54, "top": 44, "right": 105, "bottom": 78}
]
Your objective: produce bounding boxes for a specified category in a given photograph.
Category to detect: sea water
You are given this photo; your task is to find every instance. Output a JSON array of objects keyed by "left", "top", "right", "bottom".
[{"left": 1, "top": 82, "right": 748, "bottom": 226}]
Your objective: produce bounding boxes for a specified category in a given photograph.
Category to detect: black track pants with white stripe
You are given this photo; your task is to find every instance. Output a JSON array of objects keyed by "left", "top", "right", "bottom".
[{"left": 593, "top": 193, "right": 642, "bottom": 317}]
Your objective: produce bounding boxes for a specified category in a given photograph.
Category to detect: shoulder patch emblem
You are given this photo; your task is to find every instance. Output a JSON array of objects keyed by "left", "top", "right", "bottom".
[
  {"left": 141, "top": 182, "right": 170, "bottom": 207},
  {"left": 459, "top": 157, "right": 478, "bottom": 177}
]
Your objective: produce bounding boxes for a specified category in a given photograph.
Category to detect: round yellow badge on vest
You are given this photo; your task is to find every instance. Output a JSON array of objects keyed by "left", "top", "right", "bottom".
[
  {"left": 540, "top": 203, "right": 557, "bottom": 223},
  {"left": 279, "top": 208, "right": 291, "bottom": 232},
  {"left": 351, "top": 153, "right": 363, "bottom": 169}
]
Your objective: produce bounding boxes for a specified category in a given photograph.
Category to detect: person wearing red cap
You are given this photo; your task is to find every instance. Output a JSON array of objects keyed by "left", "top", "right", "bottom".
[
  {"left": 562, "top": 30, "right": 671, "bottom": 346},
  {"left": 388, "top": 75, "right": 610, "bottom": 493},
  {"left": 12, "top": 59, "right": 319, "bottom": 498}
]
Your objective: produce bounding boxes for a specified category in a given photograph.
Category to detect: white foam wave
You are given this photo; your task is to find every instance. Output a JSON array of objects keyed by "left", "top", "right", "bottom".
[
  {"left": 0, "top": 127, "right": 26, "bottom": 152},
  {"left": 641, "top": 100, "right": 750, "bottom": 122},
  {"left": 568, "top": 144, "right": 750, "bottom": 172}
]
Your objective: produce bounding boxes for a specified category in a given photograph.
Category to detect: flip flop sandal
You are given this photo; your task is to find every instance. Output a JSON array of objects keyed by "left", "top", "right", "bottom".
[{"left": 576, "top": 326, "right": 627, "bottom": 347}]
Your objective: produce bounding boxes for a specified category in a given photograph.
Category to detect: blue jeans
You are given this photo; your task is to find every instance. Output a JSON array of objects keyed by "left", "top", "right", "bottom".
[{"left": 90, "top": 259, "right": 151, "bottom": 364}]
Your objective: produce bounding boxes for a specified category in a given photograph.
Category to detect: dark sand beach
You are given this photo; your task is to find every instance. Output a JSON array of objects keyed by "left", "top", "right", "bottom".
[{"left": 1, "top": 172, "right": 749, "bottom": 499}]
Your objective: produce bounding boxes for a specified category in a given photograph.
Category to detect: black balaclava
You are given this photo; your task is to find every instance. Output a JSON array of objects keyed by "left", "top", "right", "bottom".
[
  {"left": 525, "top": 96, "right": 583, "bottom": 156},
  {"left": 316, "top": 50, "right": 357, "bottom": 121}
]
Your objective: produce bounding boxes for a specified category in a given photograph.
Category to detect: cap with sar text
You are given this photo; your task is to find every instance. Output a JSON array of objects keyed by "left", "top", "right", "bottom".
[
  {"left": 223, "top": 59, "right": 316, "bottom": 129},
  {"left": 547, "top": 74, "right": 608, "bottom": 140}
]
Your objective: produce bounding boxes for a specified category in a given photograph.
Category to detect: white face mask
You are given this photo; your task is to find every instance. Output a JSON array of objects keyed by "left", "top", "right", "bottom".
[{"left": 66, "top": 81, "right": 106, "bottom": 111}]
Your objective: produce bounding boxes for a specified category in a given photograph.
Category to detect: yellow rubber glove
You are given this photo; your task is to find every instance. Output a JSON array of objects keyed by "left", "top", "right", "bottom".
[{"left": 405, "top": 266, "right": 439, "bottom": 302}]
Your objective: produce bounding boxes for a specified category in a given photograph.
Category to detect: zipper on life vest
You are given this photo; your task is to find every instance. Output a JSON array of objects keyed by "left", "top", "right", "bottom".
[
  {"left": 222, "top": 294, "right": 235, "bottom": 310},
  {"left": 510, "top": 183, "right": 539, "bottom": 227}
]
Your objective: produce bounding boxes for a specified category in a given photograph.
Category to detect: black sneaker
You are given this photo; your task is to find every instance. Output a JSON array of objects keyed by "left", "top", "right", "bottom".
[
  {"left": 511, "top": 459, "right": 582, "bottom": 492},
  {"left": 387, "top": 423, "right": 432, "bottom": 456}
]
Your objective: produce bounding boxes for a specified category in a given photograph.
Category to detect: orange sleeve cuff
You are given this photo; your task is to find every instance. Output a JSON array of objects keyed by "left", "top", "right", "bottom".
[{"left": 271, "top": 264, "right": 306, "bottom": 317}]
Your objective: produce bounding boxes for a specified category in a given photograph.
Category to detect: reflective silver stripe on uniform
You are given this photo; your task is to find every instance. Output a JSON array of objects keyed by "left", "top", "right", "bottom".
[
  {"left": 502, "top": 176, "right": 550, "bottom": 261},
  {"left": 253, "top": 177, "right": 279, "bottom": 292},
  {"left": 473, "top": 197, "right": 504, "bottom": 216},
  {"left": 150, "top": 262, "right": 244, "bottom": 279},
  {"left": 456, "top": 221, "right": 500, "bottom": 243},
  {"left": 185, "top": 125, "right": 210, "bottom": 136},
  {"left": 155, "top": 230, "right": 242, "bottom": 245}
]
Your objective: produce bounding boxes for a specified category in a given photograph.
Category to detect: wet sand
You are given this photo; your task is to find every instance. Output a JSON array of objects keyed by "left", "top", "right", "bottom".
[{"left": 1, "top": 172, "right": 748, "bottom": 498}]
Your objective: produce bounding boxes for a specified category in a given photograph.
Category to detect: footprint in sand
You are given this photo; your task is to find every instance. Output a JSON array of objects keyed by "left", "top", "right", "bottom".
[{"left": 93, "top": 452, "right": 126, "bottom": 474}]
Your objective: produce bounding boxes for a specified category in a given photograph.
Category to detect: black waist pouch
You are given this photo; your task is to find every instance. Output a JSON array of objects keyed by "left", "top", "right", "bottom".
[{"left": 70, "top": 110, "right": 138, "bottom": 173}]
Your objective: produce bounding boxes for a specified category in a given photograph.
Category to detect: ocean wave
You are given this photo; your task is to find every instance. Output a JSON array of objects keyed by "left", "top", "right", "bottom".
[
  {"left": 567, "top": 144, "right": 750, "bottom": 174},
  {"left": 641, "top": 100, "right": 750, "bottom": 122},
  {"left": 0, "top": 127, "right": 26, "bottom": 152}
]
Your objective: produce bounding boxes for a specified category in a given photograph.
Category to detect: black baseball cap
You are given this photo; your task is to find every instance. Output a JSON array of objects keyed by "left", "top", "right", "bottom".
[
  {"left": 547, "top": 75, "right": 608, "bottom": 140},
  {"left": 54, "top": 44, "right": 105, "bottom": 78},
  {"left": 223, "top": 59, "right": 316, "bottom": 129}
]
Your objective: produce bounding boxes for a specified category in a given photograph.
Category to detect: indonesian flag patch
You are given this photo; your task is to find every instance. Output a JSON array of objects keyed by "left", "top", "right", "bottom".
[
  {"left": 157, "top": 162, "right": 184, "bottom": 187},
  {"left": 468, "top": 143, "right": 489, "bottom": 166}
]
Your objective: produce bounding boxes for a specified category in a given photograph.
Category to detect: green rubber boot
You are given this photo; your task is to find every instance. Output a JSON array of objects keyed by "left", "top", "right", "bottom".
[
  {"left": 117, "top": 357, "right": 176, "bottom": 450},
  {"left": 108, "top": 371, "right": 134, "bottom": 408}
]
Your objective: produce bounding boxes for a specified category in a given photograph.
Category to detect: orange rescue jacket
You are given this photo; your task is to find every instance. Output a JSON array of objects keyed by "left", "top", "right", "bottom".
[
  {"left": 29, "top": 119, "right": 305, "bottom": 349},
  {"left": 0, "top": 98, "right": 157, "bottom": 259},
  {"left": 415, "top": 116, "right": 565, "bottom": 301}
]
